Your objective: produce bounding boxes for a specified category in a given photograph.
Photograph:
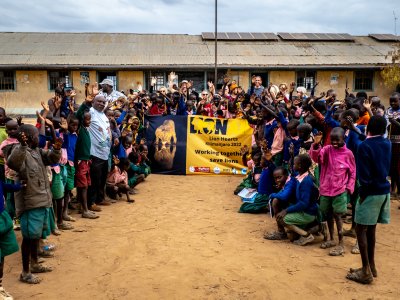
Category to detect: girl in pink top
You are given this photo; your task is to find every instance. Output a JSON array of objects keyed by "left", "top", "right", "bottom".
[{"left": 309, "top": 127, "right": 356, "bottom": 256}]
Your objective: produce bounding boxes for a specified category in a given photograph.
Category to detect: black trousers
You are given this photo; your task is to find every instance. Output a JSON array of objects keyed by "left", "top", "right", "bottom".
[{"left": 88, "top": 156, "right": 108, "bottom": 206}]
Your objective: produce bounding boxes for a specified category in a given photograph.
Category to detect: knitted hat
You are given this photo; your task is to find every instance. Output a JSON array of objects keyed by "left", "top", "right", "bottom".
[{"left": 230, "top": 83, "right": 238, "bottom": 92}]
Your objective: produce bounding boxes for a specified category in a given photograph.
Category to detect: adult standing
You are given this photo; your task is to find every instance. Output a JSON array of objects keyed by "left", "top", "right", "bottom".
[
  {"left": 247, "top": 75, "right": 264, "bottom": 97},
  {"left": 81, "top": 90, "right": 112, "bottom": 208}
]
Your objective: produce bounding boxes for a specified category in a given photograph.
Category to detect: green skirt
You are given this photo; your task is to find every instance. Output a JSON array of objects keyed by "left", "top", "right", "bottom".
[{"left": 239, "top": 193, "right": 269, "bottom": 213}]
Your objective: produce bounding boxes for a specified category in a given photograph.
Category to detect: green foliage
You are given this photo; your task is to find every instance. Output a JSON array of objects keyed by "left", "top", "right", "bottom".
[{"left": 381, "top": 43, "right": 400, "bottom": 88}]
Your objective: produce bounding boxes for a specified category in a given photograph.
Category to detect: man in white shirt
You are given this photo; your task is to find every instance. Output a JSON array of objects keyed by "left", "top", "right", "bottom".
[
  {"left": 98, "top": 78, "right": 127, "bottom": 105},
  {"left": 88, "top": 95, "right": 112, "bottom": 207}
]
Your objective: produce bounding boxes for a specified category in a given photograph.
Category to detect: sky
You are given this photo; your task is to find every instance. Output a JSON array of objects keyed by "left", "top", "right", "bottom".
[{"left": 0, "top": 0, "right": 398, "bottom": 35}]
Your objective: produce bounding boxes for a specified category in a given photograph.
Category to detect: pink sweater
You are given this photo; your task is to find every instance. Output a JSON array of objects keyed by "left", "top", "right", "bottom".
[{"left": 309, "top": 144, "right": 356, "bottom": 197}]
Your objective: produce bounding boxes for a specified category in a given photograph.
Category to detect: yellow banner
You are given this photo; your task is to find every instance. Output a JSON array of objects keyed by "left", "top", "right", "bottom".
[{"left": 186, "top": 116, "right": 253, "bottom": 175}]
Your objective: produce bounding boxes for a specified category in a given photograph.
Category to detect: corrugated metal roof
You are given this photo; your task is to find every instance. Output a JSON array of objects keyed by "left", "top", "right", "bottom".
[{"left": 0, "top": 32, "right": 395, "bottom": 69}]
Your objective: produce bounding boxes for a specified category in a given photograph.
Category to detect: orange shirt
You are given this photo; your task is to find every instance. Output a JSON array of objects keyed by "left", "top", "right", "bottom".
[{"left": 356, "top": 113, "right": 370, "bottom": 125}]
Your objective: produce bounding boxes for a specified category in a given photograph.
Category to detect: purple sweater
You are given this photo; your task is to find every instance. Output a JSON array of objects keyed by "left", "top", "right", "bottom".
[{"left": 309, "top": 144, "right": 356, "bottom": 197}]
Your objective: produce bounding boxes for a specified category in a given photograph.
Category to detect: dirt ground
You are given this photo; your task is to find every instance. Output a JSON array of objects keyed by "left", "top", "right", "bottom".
[{"left": 4, "top": 174, "right": 400, "bottom": 299}]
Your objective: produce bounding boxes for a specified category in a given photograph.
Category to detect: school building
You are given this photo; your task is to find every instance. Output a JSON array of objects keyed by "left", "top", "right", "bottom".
[{"left": 0, "top": 32, "right": 399, "bottom": 115}]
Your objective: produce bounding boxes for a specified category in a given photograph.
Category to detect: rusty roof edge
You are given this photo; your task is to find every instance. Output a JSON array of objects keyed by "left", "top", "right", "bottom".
[{"left": 0, "top": 64, "right": 385, "bottom": 70}]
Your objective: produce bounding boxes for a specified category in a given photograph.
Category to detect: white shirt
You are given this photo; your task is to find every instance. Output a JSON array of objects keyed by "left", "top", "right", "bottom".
[{"left": 89, "top": 107, "right": 111, "bottom": 160}]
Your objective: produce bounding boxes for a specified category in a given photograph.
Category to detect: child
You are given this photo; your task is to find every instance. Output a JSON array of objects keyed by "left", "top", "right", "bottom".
[
  {"left": 127, "top": 152, "right": 145, "bottom": 192},
  {"left": 275, "top": 154, "right": 319, "bottom": 246},
  {"left": 264, "top": 167, "right": 297, "bottom": 240},
  {"left": 75, "top": 108, "right": 99, "bottom": 218},
  {"left": 346, "top": 116, "right": 391, "bottom": 284},
  {"left": 138, "top": 144, "right": 151, "bottom": 178},
  {"left": 106, "top": 157, "right": 133, "bottom": 203},
  {"left": 0, "top": 108, "right": 12, "bottom": 181},
  {"left": 7, "top": 124, "right": 62, "bottom": 284},
  {"left": 310, "top": 128, "right": 356, "bottom": 256},
  {"left": 0, "top": 179, "right": 22, "bottom": 298},
  {"left": 385, "top": 92, "right": 400, "bottom": 199},
  {"left": 0, "top": 120, "right": 20, "bottom": 220},
  {"left": 61, "top": 115, "right": 79, "bottom": 223},
  {"left": 239, "top": 149, "right": 276, "bottom": 213},
  {"left": 234, "top": 150, "right": 262, "bottom": 195}
]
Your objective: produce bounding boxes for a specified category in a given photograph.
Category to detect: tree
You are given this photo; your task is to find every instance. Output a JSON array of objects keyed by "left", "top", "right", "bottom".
[{"left": 381, "top": 42, "right": 400, "bottom": 91}]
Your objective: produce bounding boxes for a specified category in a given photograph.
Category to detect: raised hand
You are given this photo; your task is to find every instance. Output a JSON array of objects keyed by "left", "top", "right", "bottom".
[
  {"left": 16, "top": 116, "right": 23, "bottom": 126},
  {"left": 112, "top": 155, "right": 120, "bottom": 165},
  {"left": 41, "top": 101, "right": 49, "bottom": 112},
  {"left": 60, "top": 118, "right": 68, "bottom": 130},
  {"left": 36, "top": 111, "right": 44, "bottom": 122},
  {"left": 18, "top": 132, "right": 28, "bottom": 146},
  {"left": 363, "top": 98, "right": 372, "bottom": 110},
  {"left": 313, "top": 131, "right": 323, "bottom": 144},
  {"left": 70, "top": 89, "right": 77, "bottom": 97},
  {"left": 240, "top": 145, "right": 249, "bottom": 156},
  {"left": 45, "top": 119, "right": 54, "bottom": 127}
]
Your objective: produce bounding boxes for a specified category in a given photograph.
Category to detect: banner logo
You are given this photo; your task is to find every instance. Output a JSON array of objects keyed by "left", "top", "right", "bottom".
[{"left": 189, "top": 117, "right": 228, "bottom": 135}]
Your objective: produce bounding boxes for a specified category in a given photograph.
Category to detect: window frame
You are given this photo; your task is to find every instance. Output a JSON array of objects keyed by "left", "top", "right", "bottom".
[
  {"left": 296, "top": 70, "right": 316, "bottom": 91},
  {"left": 48, "top": 70, "right": 72, "bottom": 91},
  {"left": 353, "top": 70, "right": 374, "bottom": 92},
  {"left": 0, "top": 70, "right": 16, "bottom": 92},
  {"left": 97, "top": 71, "right": 118, "bottom": 90}
]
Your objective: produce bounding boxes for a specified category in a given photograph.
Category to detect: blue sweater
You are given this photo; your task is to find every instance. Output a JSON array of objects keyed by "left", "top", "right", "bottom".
[
  {"left": 258, "top": 162, "right": 275, "bottom": 195},
  {"left": 357, "top": 136, "right": 391, "bottom": 198},
  {"left": 269, "top": 176, "right": 297, "bottom": 203},
  {"left": 62, "top": 132, "right": 78, "bottom": 162},
  {"left": 286, "top": 174, "right": 319, "bottom": 216},
  {"left": 0, "top": 181, "right": 22, "bottom": 213},
  {"left": 345, "top": 125, "right": 366, "bottom": 156},
  {"left": 264, "top": 120, "right": 277, "bottom": 149}
]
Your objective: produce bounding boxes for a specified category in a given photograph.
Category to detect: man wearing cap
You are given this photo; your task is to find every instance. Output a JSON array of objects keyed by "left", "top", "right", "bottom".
[
  {"left": 83, "top": 94, "right": 112, "bottom": 207},
  {"left": 99, "top": 78, "right": 127, "bottom": 106}
]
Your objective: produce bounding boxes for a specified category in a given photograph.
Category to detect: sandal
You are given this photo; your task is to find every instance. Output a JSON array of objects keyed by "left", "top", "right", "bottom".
[
  {"left": 349, "top": 267, "right": 377, "bottom": 278},
  {"left": 351, "top": 242, "right": 360, "bottom": 254},
  {"left": 127, "top": 199, "right": 135, "bottom": 203},
  {"left": 0, "top": 286, "right": 14, "bottom": 299},
  {"left": 320, "top": 240, "right": 336, "bottom": 249},
  {"left": 52, "top": 229, "right": 62, "bottom": 236},
  {"left": 43, "top": 243, "right": 56, "bottom": 252},
  {"left": 38, "top": 250, "right": 54, "bottom": 258},
  {"left": 82, "top": 211, "right": 99, "bottom": 219},
  {"left": 329, "top": 245, "right": 345, "bottom": 256},
  {"left": 263, "top": 231, "right": 287, "bottom": 240},
  {"left": 31, "top": 264, "right": 53, "bottom": 273},
  {"left": 58, "top": 222, "right": 74, "bottom": 230},
  {"left": 63, "top": 215, "right": 76, "bottom": 222},
  {"left": 293, "top": 234, "right": 314, "bottom": 246},
  {"left": 346, "top": 269, "right": 373, "bottom": 284},
  {"left": 19, "top": 273, "right": 41, "bottom": 284}
]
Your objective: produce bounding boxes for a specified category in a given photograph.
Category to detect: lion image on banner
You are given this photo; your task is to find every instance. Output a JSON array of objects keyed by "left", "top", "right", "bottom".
[
  {"left": 154, "top": 120, "right": 177, "bottom": 170},
  {"left": 190, "top": 117, "right": 215, "bottom": 134}
]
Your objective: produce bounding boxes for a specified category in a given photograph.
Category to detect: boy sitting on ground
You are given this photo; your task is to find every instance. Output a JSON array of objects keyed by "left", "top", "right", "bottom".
[
  {"left": 264, "top": 167, "right": 297, "bottom": 240},
  {"left": 275, "top": 154, "right": 320, "bottom": 246}
]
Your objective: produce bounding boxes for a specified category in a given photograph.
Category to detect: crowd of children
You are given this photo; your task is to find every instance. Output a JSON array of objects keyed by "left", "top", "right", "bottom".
[
  {"left": 0, "top": 75, "right": 397, "bottom": 298},
  {"left": 233, "top": 79, "right": 396, "bottom": 285}
]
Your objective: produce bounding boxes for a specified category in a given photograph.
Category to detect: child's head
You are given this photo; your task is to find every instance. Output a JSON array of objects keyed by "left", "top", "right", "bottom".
[
  {"left": 114, "top": 110, "right": 122, "bottom": 119},
  {"left": 128, "top": 151, "right": 140, "bottom": 164},
  {"left": 118, "top": 157, "right": 131, "bottom": 172},
  {"left": 19, "top": 124, "right": 39, "bottom": 149},
  {"left": 340, "top": 109, "right": 359, "bottom": 128},
  {"left": 367, "top": 115, "right": 387, "bottom": 136},
  {"left": 83, "top": 111, "right": 91, "bottom": 127},
  {"left": 0, "top": 107, "right": 6, "bottom": 125},
  {"left": 297, "top": 123, "right": 312, "bottom": 140},
  {"left": 287, "top": 119, "right": 300, "bottom": 137},
  {"left": 356, "top": 91, "right": 368, "bottom": 100},
  {"left": 6, "top": 120, "right": 19, "bottom": 138},
  {"left": 330, "top": 127, "right": 345, "bottom": 149},
  {"left": 67, "top": 115, "right": 79, "bottom": 133},
  {"left": 273, "top": 167, "right": 289, "bottom": 189},
  {"left": 293, "top": 154, "right": 312, "bottom": 174},
  {"left": 139, "top": 144, "right": 148, "bottom": 156},
  {"left": 122, "top": 135, "right": 133, "bottom": 150},
  {"left": 105, "top": 109, "right": 115, "bottom": 121},
  {"left": 253, "top": 152, "right": 262, "bottom": 166},
  {"left": 389, "top": 93, "right": 400, "bottom": 110}
]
